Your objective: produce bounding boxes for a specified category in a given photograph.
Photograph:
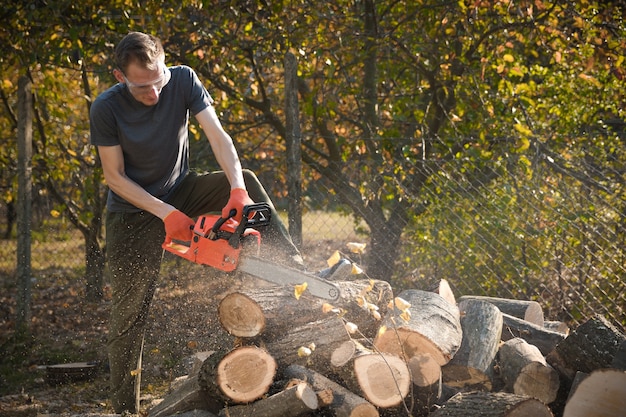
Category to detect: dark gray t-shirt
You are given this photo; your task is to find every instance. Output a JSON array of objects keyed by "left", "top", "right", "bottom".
[{"left": 90, "top": 65, "right": 213, "bottom": 212}]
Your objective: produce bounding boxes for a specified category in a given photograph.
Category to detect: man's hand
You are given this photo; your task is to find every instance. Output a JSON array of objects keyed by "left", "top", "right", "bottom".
[
  {"left": 222, "top": 188, "right": 254, "bottom": 222},
  {"left": 163, "top": 209, "right": 194, "bottom": 243}
]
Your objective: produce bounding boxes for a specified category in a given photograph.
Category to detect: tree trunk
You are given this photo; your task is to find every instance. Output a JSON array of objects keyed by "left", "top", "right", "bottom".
[
  {"left": 442, "top": 299, "right": 502, "bottom": 391},
  {"left": 374, "top": 289, "right": 462, "bottom": 365},
  {"left": 283, "top": 364, "right": 379, "bottom": 417},
  {"left": 498, "top": 338, "right": 559, "bottom": 404},
  {"left": 218, "top": 382, "right": 318, "bottom": 417},
  {"left": 430, "top": 391, "right": 554, "bottom": 417}
]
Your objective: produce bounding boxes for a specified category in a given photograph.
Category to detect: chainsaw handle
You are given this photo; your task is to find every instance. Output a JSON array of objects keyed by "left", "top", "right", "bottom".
[{"left": 210, "top": 209, "right": 237, "bottom": 237}]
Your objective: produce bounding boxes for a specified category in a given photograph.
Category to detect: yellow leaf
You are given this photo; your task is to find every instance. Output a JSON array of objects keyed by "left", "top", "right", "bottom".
[
  {"left": 346, "top": 242, "right": 367, "bottom": 254},
  {"left": 50, "top": 209, "right": 61, "bottom": 218},
  {"left": 67, "top": 149, "right": 77, "bottom": 157},
  {"left": 394, "top": 297, "right": 411, "bottom": 311},
  {"left": 351, "top": 264, "right": 363, "bottom": 274},
  {"left": 400, "top": 310, "right": 412, "bottom": 322},
  {"left": 308, "top": 342, "right": 316, "bottom": 351},
  {"left": 2, "top": 79, "right": 13, "bottom": 89},
  {"left": 322, "top": 303, "right": 335, "bottom": 313},
  {"left": 503, "top": 54, "right": 514, "bottom": 63},
  {"left": 326, "top": 250, "right": 341, "bottom": 267},
  {"left": 294, "top": 282, "right": 308, "bottom": 300},
  {"left": 130, "top": 368, "right": 141, "bottom": 376},
  {"left": 378, "top": 325, "right": 387, "bottom": 337},
  {"left": 514, "top": 123, "right": 533, "bottom": 137},
  {"left": 355, "top": 296, "right": 365, "bottom": 308},
  {"left": 345, "top": 322, "right": 358, "bottom": 334},
  {"left": 297, "top": 346, "right": 312, "bottom": 357}
]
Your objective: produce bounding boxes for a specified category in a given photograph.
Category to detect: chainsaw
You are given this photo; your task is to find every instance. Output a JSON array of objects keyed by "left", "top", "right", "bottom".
[{"left": 162, "top": 203, "right": 340, "bottom": 301}]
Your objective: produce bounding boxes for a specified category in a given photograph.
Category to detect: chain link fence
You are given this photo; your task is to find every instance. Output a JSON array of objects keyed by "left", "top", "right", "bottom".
[{"left": 2, "top": 145, "right": 624, "bottom": 330}]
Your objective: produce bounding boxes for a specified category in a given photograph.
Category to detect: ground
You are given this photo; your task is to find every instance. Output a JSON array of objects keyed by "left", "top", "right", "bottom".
[{"left": 0, "top": 241, "right": 337, "bottom": 417}]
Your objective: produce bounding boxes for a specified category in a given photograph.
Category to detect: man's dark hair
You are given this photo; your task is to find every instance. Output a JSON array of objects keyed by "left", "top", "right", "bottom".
[{"left": 115, "top": 32, "right": 164, "bottom": 73}]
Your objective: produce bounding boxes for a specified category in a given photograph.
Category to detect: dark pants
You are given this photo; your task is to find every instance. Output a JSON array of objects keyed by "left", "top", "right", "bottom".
[{"left": 106, "top": 169, "right": 299, "bottom": 413}]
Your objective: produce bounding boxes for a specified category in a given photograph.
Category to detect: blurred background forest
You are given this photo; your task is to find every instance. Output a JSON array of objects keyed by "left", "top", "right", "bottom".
[{"left": 1, "top": 0, "right": 624, "bottom": 349}]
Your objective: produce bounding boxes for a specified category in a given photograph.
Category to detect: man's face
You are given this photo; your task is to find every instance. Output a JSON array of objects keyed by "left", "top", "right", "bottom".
[{"left": 114, "top": 61, "right": 171, "bottom": 106}]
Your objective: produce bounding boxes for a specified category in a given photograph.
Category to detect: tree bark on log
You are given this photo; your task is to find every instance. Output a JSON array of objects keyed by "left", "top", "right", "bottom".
[
  {"left": 457, "top": 295, "right": 544, "bottom": 326},
  {"left": 563, "top": 368, "right": 626, "bottom": 417},
  {"left": 264, "top": 315, "right": 351, "bottom": 373},
  {"left": 610, "top": 340, "right": 626, "bottom": 370},
  {"left": 284, "top": 364, "right": 379, "bottom": 417},
  {"left": 498, "top": 338, "right": 559, "bottom": 404},
  {"left": 225, "top": 279, "right": 392, "bottom": 341},
  {"left": 546, "top": 315, "right": 626, "bottom": 382},
  {"left": 430, "top": 391, "right": 554, "bottom": 417},
  {"left": 198, "top": 346, "right": 277, "bottom": 404},
  {"left": 217, "top": 382, "right": 318, "bottom": 417},
  {"left": 543, "top": 320, "right": 569, "bottom": 335},
  {"left": 374, "top": 289, "right": 462, "bottom": 366},
  {"left": 330, "top": 340, "right": 411, "bottom": 409},
  {"left": 148, "top": 374, "right": 215, "bottom": 417},
  {"left": 442, "top": 299, "right": 502, "bottom": 391},
  {"left": 500, "top": 313, "right": 566, "bottom": 356}
]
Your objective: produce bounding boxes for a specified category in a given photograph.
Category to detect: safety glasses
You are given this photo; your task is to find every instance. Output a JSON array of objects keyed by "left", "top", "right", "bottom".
[{"left": 122, "top": 64, "right": 171, "bottom": 94}]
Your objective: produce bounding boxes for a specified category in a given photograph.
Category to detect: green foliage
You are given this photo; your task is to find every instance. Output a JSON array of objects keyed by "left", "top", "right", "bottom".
[{"left": 0, "top": 0, "right": 624, "bottom": 324}]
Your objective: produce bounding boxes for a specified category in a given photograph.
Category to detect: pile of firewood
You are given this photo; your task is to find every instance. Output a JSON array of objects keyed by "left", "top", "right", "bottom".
[{"left": 148, "top": 259, "right": 626, "bottom": 417}]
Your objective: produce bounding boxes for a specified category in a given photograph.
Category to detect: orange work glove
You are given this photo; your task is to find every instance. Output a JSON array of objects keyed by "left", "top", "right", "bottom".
[
  {"left": 163, "top": 209, "right": 194, "bottom": 243},
  {"left": 222, "top": 188, "right": 254, "bottom": 222}
]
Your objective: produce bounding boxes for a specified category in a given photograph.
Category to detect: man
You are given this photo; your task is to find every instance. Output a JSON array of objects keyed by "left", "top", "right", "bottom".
[{"left": 90, "top": 31, "right": 301, "bottom": 414}]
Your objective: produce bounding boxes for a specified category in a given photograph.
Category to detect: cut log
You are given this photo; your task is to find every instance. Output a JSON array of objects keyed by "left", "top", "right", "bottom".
[
  {"left": 543, "top": 320, "right": 569, "bottom": 335},
  {"left": 265, "top": 315, "right": 352, "bottom": 372},
  {"left": 374, "top": 289, "right": 462, "bottom": 365},
  {"left": 218, "top": 292, "right": 265, "bottom": 338},
  {"left": 407, "top": 353, "right": 442, "bottom": 416},
  {"left": 498, "top": 338, "right": 559, "bottom": 404},
  {"left": 610, "top": 340, "right": 626, "bottom": 370},
  {"left": 198, "top": 346, "right": 277, "bottom": 404},
  {"left": 457, "top": 295, "right": 544, "bottom": 326},
  {"left": 430, "top": 391, "right": 554, "bottom": 417},
  {"left": 148, "top": 374, "right": 215, "bottom": 417},
  {"left": 546, "top": 315, "right": 626, "bottom": 382},
  {"left": 501, "top": 313, "right": 566, "bottom": 356},
  {"left": 442, "top": 299, "right": 502, "bottom": 391},
  {"left": 283, "top": 365, "right": 379, "bottom": 417},
  {"left": 284, "top": 364, "right": 379, "bottom": 417},
  {"left": 217, "top": 382, "right": 318, "bottom": 417},
  {"left": 330, "top": 340, "right": 411, "bottom": 408},
  {"left": 429, "top": 279, "right": 456, "bottom": 306},
  {"left": 563, "top": 368, "right": 626, "bottom": 417},
  {"left": 228, "top": 279, "right": 392, "bottom": 341}
]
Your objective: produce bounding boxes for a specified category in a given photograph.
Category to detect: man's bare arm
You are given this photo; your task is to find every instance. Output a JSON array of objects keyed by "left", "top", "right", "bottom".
[
  {"left": 97, "top": 145, "right": 176, "bottom": 219},
  {"left": 195, "top": 106, "right": 246, "bottom": 190}
]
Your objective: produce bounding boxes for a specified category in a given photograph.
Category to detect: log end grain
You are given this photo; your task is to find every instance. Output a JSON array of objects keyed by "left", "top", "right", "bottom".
[
  {"left": 218, "top": 292, "right": 266, "bottom": 338},
  {"left": 563, "top": 369, "right": 626, "bottom": 417},
  {"left": 375, "top": 327, "right": 450, "bottom": 366},
  {"left": 216, "top": 346, "right": 277, "bottom": 403},
  {"left": 353, "top": 353, "right": 411, "bottom": 408}
]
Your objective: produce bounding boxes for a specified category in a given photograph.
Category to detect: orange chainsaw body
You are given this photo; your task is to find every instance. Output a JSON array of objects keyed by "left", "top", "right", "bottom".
[{"left": 162, "top": 204, "right": 268, "bottom": 272}]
